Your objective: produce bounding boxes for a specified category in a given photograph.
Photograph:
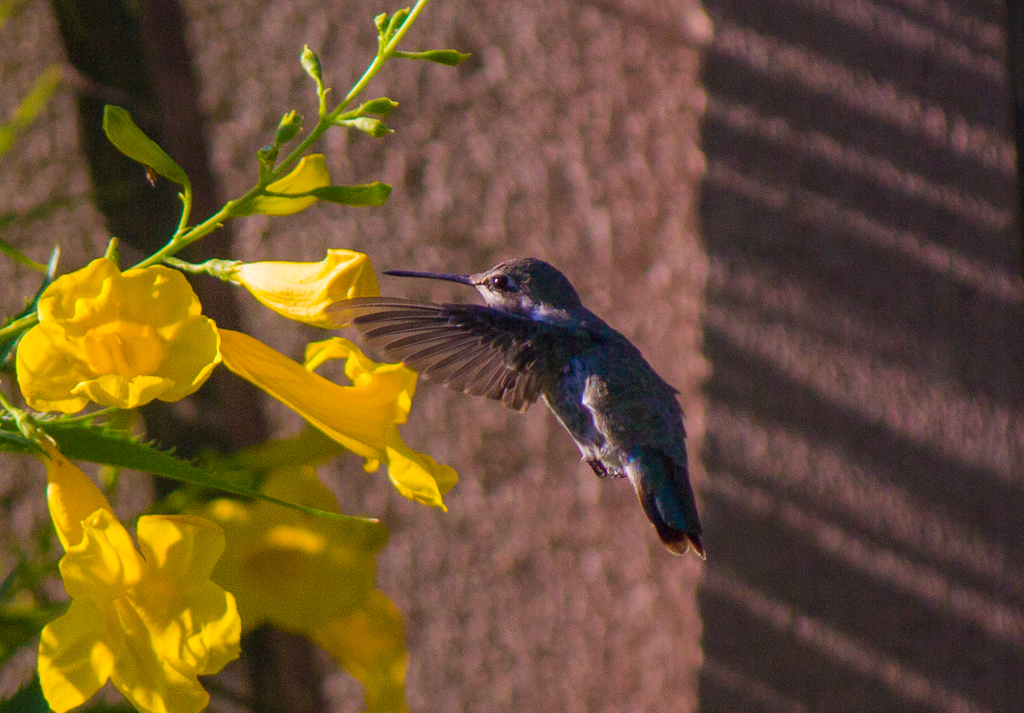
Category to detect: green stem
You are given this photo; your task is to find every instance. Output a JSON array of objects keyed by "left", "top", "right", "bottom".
[
  {"left": 0, "top": 383, "right": 19, "bottom": 417},
  {"left": 0, "top": 383, "right": 34, "bottom": 442},
  {"left": 173, "top": 186, "right": 194, "bottom": 238},
  {"left": 0, "top": 312, "right": 38, "bottom": 342},
  {"left": 131, "top": 0, "right": 431, "bottom": 270},
  {"left": 56, "top": 407, "right": 118, "bottom": 423}
]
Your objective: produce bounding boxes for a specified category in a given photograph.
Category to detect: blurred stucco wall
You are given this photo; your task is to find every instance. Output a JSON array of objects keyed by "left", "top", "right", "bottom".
[
  {"left": 2, "top": 0, "right": 711, "bottom": 711},
  {"left": 697, "top": 1, "right": 1024, "bottom": 712},
  {"left": 179, "top": 1, "right": 712, "bottom": 710},
  {"left": 3, "top": 0, "right": 1023, "bottom": 712}
]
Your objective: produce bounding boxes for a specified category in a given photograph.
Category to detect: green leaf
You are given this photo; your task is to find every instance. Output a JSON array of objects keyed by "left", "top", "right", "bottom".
[
  {"left": 336, "top": 116, "right": 393, "bottom": 138},
  {"left": 0, "top": 238, "right": 46, "bottom": 271},
  {"left": 311, "top": 182, "right": 392, "bottom": 207},
  {"left": 43, "top": 420, "right": 374, "bottom": 524},
  {"left": 102, "top": 106, "right": 190, "bottom": 188},
  {"left": 0, "top": 246, "right": 58, "bottom": 366},
  {"left": 0, "top": 64, "right": 61, "bottom": 161},
  {"left": 358, "top": 97, "right": 399, "bottom": 117},
  {"left": 257, "top": 144, "right": 278, "bottom": 165},
  {"left": 103, "top": 237, "right": 119, "bottom": 265},
  {"left": 0, "top": 427, "right": 41, "bottom": 456},
  {"left": 392, "top": 49, "right": 471, "bottom": 66},
  {"left": 0, "top": 195, "right": 84, "bottom": 233}
]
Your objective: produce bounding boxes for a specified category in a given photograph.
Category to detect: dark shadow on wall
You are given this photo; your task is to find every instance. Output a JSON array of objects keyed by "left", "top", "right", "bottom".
[{"left": 696, "top": 1, "right": 1024, "bottom": 712}]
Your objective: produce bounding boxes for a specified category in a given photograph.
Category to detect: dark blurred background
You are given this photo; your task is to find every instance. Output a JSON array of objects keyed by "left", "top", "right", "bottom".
[{"left": 0, "top": 0, "right": 1021, "bottom": 711}]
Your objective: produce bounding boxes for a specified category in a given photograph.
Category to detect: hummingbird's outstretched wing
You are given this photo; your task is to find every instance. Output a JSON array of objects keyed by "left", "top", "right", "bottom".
[{"left": 328, "top": 297, "right": 566, "bottom": 412}]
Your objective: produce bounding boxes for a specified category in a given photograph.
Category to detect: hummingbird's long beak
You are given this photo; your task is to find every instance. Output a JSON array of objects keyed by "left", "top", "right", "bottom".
[{"left": 383, "top": 269, "right": 475, "bottom": 286}]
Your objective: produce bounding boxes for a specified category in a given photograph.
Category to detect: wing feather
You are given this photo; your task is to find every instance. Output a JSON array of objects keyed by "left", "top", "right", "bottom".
[{"left": 329, "top": 296, "right": 577, "bottom": 412}]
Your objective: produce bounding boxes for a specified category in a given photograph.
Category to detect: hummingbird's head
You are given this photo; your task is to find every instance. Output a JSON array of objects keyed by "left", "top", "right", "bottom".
[
  {"left": 385, "top": 258, "right": 583, "bottom": 321},
  {"left": 470, "top": 258, "right": 582, "bottom": 318}
]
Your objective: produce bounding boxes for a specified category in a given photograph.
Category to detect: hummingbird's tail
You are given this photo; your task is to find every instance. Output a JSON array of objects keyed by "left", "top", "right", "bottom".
[{"left": 626, "top": 447, "right": 705, "bottom": 559}]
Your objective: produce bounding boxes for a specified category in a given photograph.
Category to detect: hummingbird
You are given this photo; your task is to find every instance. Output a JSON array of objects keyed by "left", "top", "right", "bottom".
[{"left": 328, "top": 258, "right": 704, "bottom": 558}]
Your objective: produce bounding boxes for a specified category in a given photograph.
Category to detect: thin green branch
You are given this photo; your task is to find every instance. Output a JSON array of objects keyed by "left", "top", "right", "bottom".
[
  {"left": 174, "top": 186, "right": 193, "bottom": 238},
  {"left": 0, "top": 312, "right": 38, "bottom": 342},
  {"left": 131, "top": 0, "right": 432, "bottom": 270},
  {"left": 0, "top": 382, "right": 19, "bottom": 417},
  {"left": 52, "top": 407, "right": 119, "bottom": 424}
]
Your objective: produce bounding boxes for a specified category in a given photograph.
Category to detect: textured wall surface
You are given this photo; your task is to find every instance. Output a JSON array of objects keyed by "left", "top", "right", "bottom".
[
  {"left": 696, "top": 1, "right": 1024, "bottom": 712},
  {"left": 177, "top": 1, "right": 711, "bottom": 710},
  {"left": 3, "top": 0, "right": 1023, "bottom": 712}
]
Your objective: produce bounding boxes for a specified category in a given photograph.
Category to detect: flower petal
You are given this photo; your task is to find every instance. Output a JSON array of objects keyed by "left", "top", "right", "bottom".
[
  {"left": 37, "top": 258, "right": 120, "bottom": 326},
  {"left": 305, "top": 337, "right": 417, "bottom": 424},
  {"left": 116, "top": 265, "right": 204, "bottom": 328},
  {"left": 38, "top": 598, "right": 115, "bottom": 713},
  {"left": 39, "top": 446, "right": 239, "bottom": 713},
  {"left": 218, "top": 329, "right": 392, "bottom": 460},
  {"left": 205, "top": 467, "right": 387, "bottom": 632},
  {"left": 383, "top": 426, "right": 457, "bottom": 511},
  {"left": 152, "top": 315, "right": 221, "bottom": 401},
  {"left": 18, "top": 258, "right": 220, "bottom": 412},
  {"left": 42, "top": 443, "right": 114, "bottom": 550},
  {"left": 176, "top": 581, "right": 241, "bottom": 675},
  {"left": 16, "top": 321, "right": 93, "bottom": 413},
  {"left": 59, "top": 509, "right": 144, "bottom": 600},
  {"left": 132, "top": 516, "right": 241, "bottom": 675},
  {"left": 311, "top": 591, "right": 409, "bottom": 713},
  {"left": 136, "top": 515, "right": 226, "bottom": 584},
  {"left": 304, "top": 338, "right": 456, "bottom": 509},
  {"left": 235, "top": 249, "right": 379, "bottom": 328},
  {"left": 108, "top": 631, "right": 211, "bottom": 713},
  {"left": 242, "top": 154, "right": 330, "bottom": 215},
  {"left": 71, "top": 373, "right": 174, "bottom": 410}
]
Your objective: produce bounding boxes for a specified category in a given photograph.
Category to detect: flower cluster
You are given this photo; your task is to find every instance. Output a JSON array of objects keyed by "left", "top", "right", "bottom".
[
  {"left": 17, "top": 258, "right": 220, "bottom": 413},
  {"left": 38, "top": 442, "right": 240, "bottom": 713},
  {"left": 4, "top": 13, "right": 470, "bottom": 711},
  {"left": 15, "top": 250, "right": 455, "bottom": 713},
  {"left": 201, "top": 466, "right": 409, "bottom": 712}
]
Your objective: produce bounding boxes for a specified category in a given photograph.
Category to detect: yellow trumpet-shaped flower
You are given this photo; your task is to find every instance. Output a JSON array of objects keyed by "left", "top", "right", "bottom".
[
  {"left": 37, "top": 443, "right": 241, "bottom": 713},
  {"left": 239, "top": 154, "right": 330, "bottom": 215},
  {"left": 203, "top": 466, "right": 408, "bottom": 712},
  {"left": 218, "top": 329, "right": 457, "bottom": 509},
  {"left": 17, "top": 257, "right": 220, "bottom": 413},
  {"left": 231, "top": 249, "right": 379, "bottom": 328}
]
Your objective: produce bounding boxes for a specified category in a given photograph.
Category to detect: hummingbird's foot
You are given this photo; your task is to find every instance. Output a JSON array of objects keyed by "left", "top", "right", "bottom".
[{"left": 586, "top": 458, "right": 624, "bottom": 478}]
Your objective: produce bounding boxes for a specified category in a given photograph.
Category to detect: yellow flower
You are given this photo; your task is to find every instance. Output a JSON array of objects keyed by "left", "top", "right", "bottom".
[
  {"left": 231, "top": 249, "right": 379, "bottom": 328},
  {"left": 37, "top": 443, "right": 240, "bottom": 713},
  {"left": 240, "top": 154, "right": 330, "bottom": 215},
  {"left": 218, "top": 329, "right": 457, "bottom": 509},
  {"left": 16, "top": 258, "right": 220, "bottom": 413},
  {"left": 203, "top": 467, "right": 408, "bottom": 713},
  {"left": 313, "top": 592, "right": 407, "bottom": 713}
]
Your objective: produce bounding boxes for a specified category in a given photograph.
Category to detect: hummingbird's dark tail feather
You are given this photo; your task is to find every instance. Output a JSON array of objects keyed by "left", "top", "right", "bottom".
[
  {"left": 661, "top": 529, "right": 705, "bottom": 560},
  {"left": 626, "top": 447, "right": 705, "bottom": 560}
]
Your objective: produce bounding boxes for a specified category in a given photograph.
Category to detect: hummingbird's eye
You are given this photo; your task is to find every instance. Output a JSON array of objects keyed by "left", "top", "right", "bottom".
[{"left": 489, "top": 275, "right": 513, "bottom": 291}]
